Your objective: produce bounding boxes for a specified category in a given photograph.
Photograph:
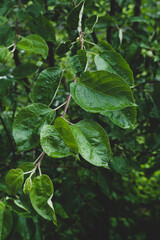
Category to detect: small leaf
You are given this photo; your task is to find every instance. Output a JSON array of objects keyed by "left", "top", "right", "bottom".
[
  {"left": 67, "top": 1, "right": 85, "bottom": 40},
  {"left": 98, "top": 40, "right": 114, "bottom": 51},
  {"left": 54, "top": 202, "right": 68, "bottom": 219},
  {"left": 103, "top": 106, "right": 137, "bottom": 129},
  {"left": 30, "top": 67, "right": 62, "bottom": 105},
  {"left": 56, "top": 40, "right": 71, "bottom": 56},
  {"left": 30, "top": 175, "right": 57, "bottom": 225},
  {"left": 110, "top": 157, "right": 131, "bottom": 175},
  {"left": 0, "top": 201, "right": 13, "bottom": 240},
  {"left": 68, "top": 49, "right": 87, "bottom": 76},
  {"left": 23, "top": 177, "right": 32, "bottom": 194},
  {"left": 17, "top": 34, "right": 48, "bottom": 59},
  {"left": 13, "top": 103, "right": 56, "bottom": 151},
  {"left": 71, "top": 120, "right": 112, "bottom": 168},
  {"left": 5, "top": 168, "right": 24, "bottom": 195},
  {"left": 94, "top": 51, "right": 134, "bottom": 86},
  {"left": 85, "top": 15, "right": 98, "bottom": 33},
  {"left": 19, "top": 162, "right": 35, "bottom": 172},
  {"left": 0, "top": 46, "right": 13, "bottom": 64},
  {"left": 40, "top": 125, "right": 74, "bottom": 158},
  {"left": 70, "top": 70, "right": 135, "bottom": 114},
  {"left": 0, "top": 16, "right": 8, "bottom": 26},
  {"left": 54, "top": 117, "right": 78, "bottom": 154},
  {"left": 12, "top": 63, "right": 37, "bottom": 79}
]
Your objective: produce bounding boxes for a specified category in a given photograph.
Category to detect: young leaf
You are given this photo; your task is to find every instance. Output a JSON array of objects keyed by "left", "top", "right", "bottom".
[
  {"left": 67, "top": 1, "right": 85, "bottom": 40},
  {"left": 70, "top": 70, "right": 136, "bottom": 114},
  {"left": 54, "top": 117, "right": 78, "bottom": 154},
  {"left": 0, "top": 202, "right": 13, "bottom": 240},
  {"left": 0, "top": 46, "right": 13, "bottom": 64},
  {"left": 85, "top": 15, "right": 98, "bottom": 33},
  {"left": 23, "top": 177, "right": 32, "bottom": 195},
  {"left": 94, "top": 51, "right": 134, "bottom": 86},
  {"left": 30, "top": 67, "right": 62, "bottom": 105},
  {"left": 40, "top": 125, "right": 75, "bottom": 158},
  {"left": 103, "top": 106, "right": 137, "bottom": 129},
  {"left": 13, "top": 103, "right": 56, "bottom": 151},
  {"left": 71, "top": 120, "right": 112, "bottom": 168},
  {"left": 5, "top": 168, "right": 24, "bottom": 195},
  {"left": 68, "top": 49, "right": 87, "bottom": 76},
  {"left": 56, "top": 40, "right": 71, "bottom": 56},
  {"left": 30, "top": 175, "right": 57, "bottom": 225},
  {"left": 17, "top": 34, "right": 48, "bottom": 59}
]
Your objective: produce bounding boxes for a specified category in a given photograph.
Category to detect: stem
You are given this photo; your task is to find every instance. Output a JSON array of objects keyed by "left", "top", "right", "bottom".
[
  {"left": 0, "top": 115, "right": 15, "bottom": 158},
  {"left": 53, "top": 101, "right": 67, "bottom": 111},
  {"left": 72, "top": 0, "right": 76, "bottom": 7},
  {"left": 23, "top": 169, "right": 35, "bottom": 175},
  {"left": 33, "top": 151, "right": 44, "bottom": 164},
  {"left": 62, "top": 9, "right": 84, "bottom": 119},
  {"left": 36, "top": 151, "right": 45, "bottom": 176},
  {"left": 62, "top": 76, "right": 77, "bottom": 118}
]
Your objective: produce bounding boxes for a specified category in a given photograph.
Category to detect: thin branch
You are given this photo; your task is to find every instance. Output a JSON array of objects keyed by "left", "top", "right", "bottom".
[
  {"left": 36, "top": 151, "right": 45, "bottom": 176},
  {"left": 72, "top": 0, "right": 76, "bottom": 7},
  {"left": 62, "top": 76, "right": 77, "bottom": 118},
  {"left": 53, "top": 101, "right": 67, "bottom": 111},
  {"left": 0, "top": 115, "right": 15, "bottom": 157}
]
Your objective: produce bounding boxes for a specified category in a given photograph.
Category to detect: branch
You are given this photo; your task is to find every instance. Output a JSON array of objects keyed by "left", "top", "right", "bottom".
[
  {"left": 0, "top": 115, "right": 15, "bottom": 158},
  {"left": 72, "top": 0, "right": 76, "bottom": 7}
]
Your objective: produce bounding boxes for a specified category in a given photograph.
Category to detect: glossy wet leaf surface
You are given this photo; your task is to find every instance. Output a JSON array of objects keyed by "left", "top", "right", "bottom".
[
  {"left": 71, "top": 120, "right": 112, "bottom": 168},
  {"left": 13, "top": 103, "right": 55, "bottom": 151},
  {"left": 30, "top": 175, "right": 57, "bottom": 225}
]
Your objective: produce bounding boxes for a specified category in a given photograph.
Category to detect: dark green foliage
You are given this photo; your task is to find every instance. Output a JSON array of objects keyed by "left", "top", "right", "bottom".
[{"left": 0, "top": 0, "right": 160, "bottom": 239}]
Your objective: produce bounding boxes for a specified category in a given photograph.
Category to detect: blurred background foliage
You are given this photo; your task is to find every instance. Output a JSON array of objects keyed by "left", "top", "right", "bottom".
[{"left": 0, "top": 0, "right": 160, "bottom": 239}]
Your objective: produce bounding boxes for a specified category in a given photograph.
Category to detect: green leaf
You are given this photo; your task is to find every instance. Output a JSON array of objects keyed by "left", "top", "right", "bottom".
[
  {"left": 129, "top": 16, "right": 149, "bottom": 24},
  {"left": 94, "top": 51, "right": 134, "bottom": 86},
  {"left": 19, "top": 162, "right": 35, "bottom": 173},
  {"left": 28, "top": 15, "right": 56, "bottom": 42},
  {"left": 71, "top": 120, "right": 112, "bottom": 168},
  {"left": 30, "top": 175, "right": 57, "bottom": 225},
  {"left": 110, "top": 156, "right": 131, "bottom": 175},
  {"left": 68, "top": 49, "right": 87, "bottom": 76},
  {"left": 40, "top": 125, "right": 74, "bottom": 158},
  {"left": 67, "top": 1, "right": 85, "bottom": 40},
  {"left": 13, "top": 103, "right": 56, "bottom": 151},
  {"left": 0, "top": 23, "right": 15, "bottom": 47},
  {"left": 103, "top": 106, "right": 137, "bottom": 129},
  {"left": 0, "top": 201, "right": 13, "bottom": 240},
  {"left": 98, "top": 40, "right": 114, "bottom": 51},
  {"left": 12, "top": 63, "right": 37, "bottom": 79},
  {"left": 23, "top": 177, "right": 32, "bottom": 195},
  {"left": 0, "top": 16, "right": 8, "bottom": 26},
  {"left": 0, "top": 46, "right": 13, "bottom": 64},
  {"left": 56, "top": 40, "right": 71, "bottom": 56},
  {"left": 30, "top": 67, "right": 62, "bottom": 105},
  {"left": 70, "top": 70, "right": 135, "bottom": 114},
  {"left": 54, "top": 202, "right": 68, "bottom": 219},
  {"left": 54, "top": 117, "right": 78, "bottom": 154},
  {"left": 5, "top": 168, "right": 24, "bottom": 195},
  {"left": 85, "top": 15, "right": 98, "bottom": 33},
  {"left": 17, "top": 34, "right": 48, "bottom": 59}
]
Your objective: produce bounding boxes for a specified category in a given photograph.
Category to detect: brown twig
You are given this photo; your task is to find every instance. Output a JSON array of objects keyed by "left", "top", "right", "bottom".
[
  {"left": 72, "top": 0, "right": 76, "bottom": 7},
  {"left": 36, "top": 151, "right": 45, "bottom": 176}
]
